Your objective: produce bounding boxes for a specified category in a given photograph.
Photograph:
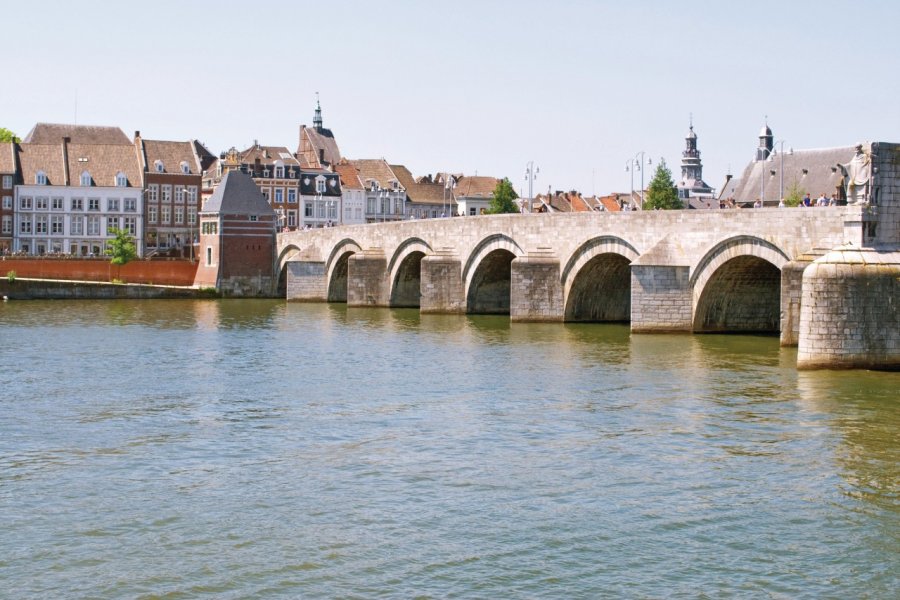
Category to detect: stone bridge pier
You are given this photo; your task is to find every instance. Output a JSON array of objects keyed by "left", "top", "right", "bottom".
[{"left": 277, "top": 204, "right": 899, "bottom": 370}]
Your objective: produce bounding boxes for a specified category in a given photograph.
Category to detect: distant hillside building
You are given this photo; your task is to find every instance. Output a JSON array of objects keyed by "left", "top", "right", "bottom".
[{"left": 194, "top": 170, "right": 277, "bottom": 295}]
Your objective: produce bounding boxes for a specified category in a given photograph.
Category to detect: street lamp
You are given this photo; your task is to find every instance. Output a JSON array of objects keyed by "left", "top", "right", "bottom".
[
  {"left": 770, "top": 140, "right": 791, "bottom": 203},
  {"left": 625, "top": 152, "right": 652, "bottom": 210},
  {"left": 524, "top": 161, "right": 539, "bottom": 214}
]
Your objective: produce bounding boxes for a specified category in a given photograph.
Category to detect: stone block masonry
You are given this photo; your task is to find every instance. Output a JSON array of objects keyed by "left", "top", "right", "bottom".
[
  {"left": 510, "top": 254, "right": 564, "bottom": 322},
  {"left": 630, "top": 265, "right": 692, "bottom": 332}
]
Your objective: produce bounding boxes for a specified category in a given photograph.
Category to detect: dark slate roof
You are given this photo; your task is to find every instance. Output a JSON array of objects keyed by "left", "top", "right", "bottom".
[
  {"left": 730, "top": 145, "right": 858, "bottom": 205},
  {"left": 202, "top": 170, "right": 276, "bottom": 216},
  {"left": 298, "top": 168, "right": 342, "bottom": 197},
  {"left": 24, "top": 123, "right": 131, "bottom": 145}
]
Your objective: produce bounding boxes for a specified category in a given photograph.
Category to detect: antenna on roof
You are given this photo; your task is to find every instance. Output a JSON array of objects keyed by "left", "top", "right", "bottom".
[
  {"left": 74, "top": 88, "right": 78, "bottom": 126},
  {"left": 689, "top": 112, "right": 693, "bottom": 128}
]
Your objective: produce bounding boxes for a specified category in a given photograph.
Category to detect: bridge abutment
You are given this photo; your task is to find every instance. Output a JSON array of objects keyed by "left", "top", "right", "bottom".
[
  {"left": 510, "top": 253, "right": 564, "bottom": 322},
  {"left": 420, "top": 252, "right": 465, "bottom": 313},
  {"left": 348, "top": 249, "right": 389, "bottom": 307}
]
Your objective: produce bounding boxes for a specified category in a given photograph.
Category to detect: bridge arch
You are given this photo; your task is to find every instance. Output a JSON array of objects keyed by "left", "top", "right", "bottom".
[
  {"left": 691, "top": 236, "right": 791, "bottom": 333},
  {"left": 562, "top": 236, "right": 640, "bottom": 322},
  {"left": 463, "top": 234, "right": 525, "bottom": 314},
  {"left": 325, "top": 238, "right": 363, "bottom": 303},
  {"left": 388, "top": 237, "right": 433, "bottom": 307}
]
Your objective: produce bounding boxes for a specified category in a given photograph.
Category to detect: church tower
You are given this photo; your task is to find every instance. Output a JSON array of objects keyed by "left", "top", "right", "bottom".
[
  {"left": 757, "top": 120, "right": 774, "bottom": 161},
  {"left": 676, "top": 117, "right": 713, "bottom": 202},
  {"left": 313, "top": 94, "right": 323, "bottom": 132}
]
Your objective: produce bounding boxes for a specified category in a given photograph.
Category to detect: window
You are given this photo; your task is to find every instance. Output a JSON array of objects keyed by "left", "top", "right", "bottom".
[
  {"left": 107, "top": 198, "right": 120, "bottom": 212},
  {"left": 188, "top": 206, "right": 197, "bottom": 225},
  {"left": 161, "top": 206, "right": 170, "bottom": 224},
  {"left": 316, "top": 178, "right": 326, "bottom": 193},
  {"left": 206, "top": 247, "right": 212, "bottom": 266},
  {"left": 275, "top": 165, "right": 284, "bottom": 178},
  {"left": 116, "top": 172, "right": 127, "bottom": 187},
  {"left": 287, "top": 189, "right": 297, "bottom": 203},
  {"left": 19, "top": 215, "right": 32, "bottom": 233},
  {"left": 1, "top": 216, "right": 11, "bottom": 234},
  {"left": 175, "top": 207, "right": 184, "bottom": 224},
  {"left": 304, "top": 202, "right": 313, "bottom": 217},
  {"left": 162, "top": 185, "right": 171, "bottom": 202},
  {"left": 20, "top": 196, "right": 32, "bottom": 210},
  {"left": 71, "top": 216, "right": 84, "bottom": 235},
  {"left": 147, "top": 184, "right": 159, "bottom": 203},
  {"left": 35, "top": 197, "right": 48, "bottom": 210},
  {"left": 249, "top": 215, "right": 258, "bottom": 222},
  {"left": 36, "top": 171, "right": 47, "bottom": 185},
  {"left": 180, "top": 161, "right": 190, "bottom": 175},
  {"left": 185, "top": 186, "right": 197, "bottom": 204},
  {"left": 107, "top": 216, "right": 120, "bottom": 232},
  {"left": 274, "top": 188, "right": 283, "bottom": 203},
  {"left": 88, "top": 216, "right": 101, "bottom": 235},
  {"left": 52, "top": 197, "right": 63, "bottom": 210},
  {"left": 154, "top": 160, "right": 164, "bottom": 173},
  {"left": 88, "top": 198, "right": 100, "bottom": 211},
  {"left": 2, "top": 196, "right": 11, "bottom": 209},
  {"left": 124, "top": 198, "right": 136, "bottom": 212},
  {"left": 2, "top": 175, "right": 11, "bottom": 189},
  {"left": 51, "top": 216, "right": 63, "bottom": 234},
  {"left": 263, "top": 169, "right": 270, "bottom": 178},
  {"left": 80, "top": 171, "right": 92, "bottom": 186},
  {"left": 148, "top": 205, "right": 158, "bottom": 224},
  {"left": 175, "top": 186, "right": 185, "bottom": 204},
  {"left": 123, "top": 216, "right": 136, "bottom": 235},
  {"left": 35, "top": 215, "right": 48, "bottom": 234},
  {"left": 367, "top": 197, "right": 376, "bottom": 214},
  {"left": 261, "top": 188, "right": 270, "bottom": 202},
  {"left": 288, "top": 210, "right": 297, "bottom": 227},
  {"left": 469, "top": 207, "right": 477, "bottom": 216}
]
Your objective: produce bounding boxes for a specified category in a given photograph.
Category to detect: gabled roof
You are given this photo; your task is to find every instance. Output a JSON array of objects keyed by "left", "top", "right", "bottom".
[
  {"left": 0, "top": 142, "right": 16, "bottom": 174},
  {"left": 391, "top": 164, "right": 450, "bottom": 205},
  {"left": 141, "top": 139, "right": 201, "bottom": 175},
  {"left": 202, "top": 170, "right": 276, "bottom": 216},
  {"left": 351, "top": 159, "right": 400, "bottom": 189},
  {"left": 241, "top": 145, "right": 301, "bottom": 167},
  {"left": 192, "top": 140, "right": 217, "bottom": 172},
  {"left": 300, "top": 125, "right": 342, "bottom": 168},
  {"left": 24, "top": 123, "right": 131, "bottom": 145},
  {"left": 67, "top": 143, "right": 142, "bottom": 187},
  {"left": 333, "top": 160, "right": 363, "bottom": 190},
  {"left": 17, "top": 144, "right": 67, "bottom": 185},
  {"left": 729, "top": 145, "right": 858, "bottom": 205},
  {"left": 454, "top": 175, "right": 499, "bottom": 198}
]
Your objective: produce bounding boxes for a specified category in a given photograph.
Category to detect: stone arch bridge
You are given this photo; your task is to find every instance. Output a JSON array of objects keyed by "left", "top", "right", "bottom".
[{"left": 278, "top": 207, "right": 865, "bottom": 344}]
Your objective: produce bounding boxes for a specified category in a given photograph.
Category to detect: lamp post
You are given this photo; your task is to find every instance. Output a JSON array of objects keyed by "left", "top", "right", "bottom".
[
  {"left": 625, "top": 152, "right": 651, "bottom": 210},
  {"left": 524, "top": 161, "right": 539, "bottom": 214},
  {"left": 771, "top": 139, "right": 790, "bottom": 203}
]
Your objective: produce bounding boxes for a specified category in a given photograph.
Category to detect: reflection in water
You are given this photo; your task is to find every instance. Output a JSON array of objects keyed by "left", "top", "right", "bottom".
[{"left": 0, "top": 300, "right": 897, "bottom": 597}]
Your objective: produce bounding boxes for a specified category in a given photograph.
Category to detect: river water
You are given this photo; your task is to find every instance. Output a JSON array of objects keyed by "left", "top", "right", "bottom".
[{"left": 0, "top": 300, "right": 897, "bottom": 598}]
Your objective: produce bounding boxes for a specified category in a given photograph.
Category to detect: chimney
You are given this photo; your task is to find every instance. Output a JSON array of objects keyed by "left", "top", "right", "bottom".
[
  {"left": 254, "top": 157, "right": 261, "bottom": 175},
  {"left": 319, "top": 149, "right": 325, "bottom": 165},
  {"left": 134, "top": 130, "right": 140, "bottom": 139}
]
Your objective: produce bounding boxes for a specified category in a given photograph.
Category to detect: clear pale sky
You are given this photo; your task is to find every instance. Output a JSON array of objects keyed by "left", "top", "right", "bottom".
[{"left": 4, "top": 0, "right": 899, "bottom": 197}]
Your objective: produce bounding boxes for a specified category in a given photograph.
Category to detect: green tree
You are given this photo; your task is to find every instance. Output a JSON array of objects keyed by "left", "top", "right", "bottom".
[
  {"left": 783, "top": 179, "right": 805, "bottom": 207},
  {"left": 643, "top": 160, "right": 683, "bottom": 210},
  {"left": 106, "top": 228, "right": 137, "bottom": 266},
  {"left": 486, "top": 178, "right": 520, "bottom": 214},
  {"left": 0, "top": 128, "right": 20, "bottom": 143}
]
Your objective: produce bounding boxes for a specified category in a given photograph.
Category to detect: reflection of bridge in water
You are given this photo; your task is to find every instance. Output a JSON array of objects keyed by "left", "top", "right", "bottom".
[{"left": 277, "top": 207, "right": 867, "bottom": 348}]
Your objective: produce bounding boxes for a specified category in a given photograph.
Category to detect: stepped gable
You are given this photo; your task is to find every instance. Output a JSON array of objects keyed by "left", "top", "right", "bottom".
[
  {"left": 203, "top": 170, "right": 275, "bottom": 216},
  {"left": 24, "top": 123, "right": 131, "bottom": 145}
]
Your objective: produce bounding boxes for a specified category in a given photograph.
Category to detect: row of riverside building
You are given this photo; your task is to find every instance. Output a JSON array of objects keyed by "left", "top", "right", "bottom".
[{"left": 0, "top": 101, "right": 510, "bottom": 258}]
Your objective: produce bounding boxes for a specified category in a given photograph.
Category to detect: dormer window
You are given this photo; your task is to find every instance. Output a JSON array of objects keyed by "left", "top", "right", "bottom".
[
  {"left": 263, "top": 169, "right": 270, "bottom": 178},
  {"left": 36, "top": 170, "right": 47, "bottom": 185},
  {"left": 370, "top": 180, "right": 378, "bottom": 192},
  {"left": 274, "top": 162, "right": 284, "bottom": 178},
  {"left": 180, "top": 161, "right": 190, "bottom": 175},
  {"left": 115, "top": 172, "right": 127, "bottom": 187},
  {"left": 154, "top": 160, "right": 164, "bottom": 173},
  {"left": 316, "top": 177, "right": 326, "bottom": 193},
  {"left": 80, "top": 171, "right": 92, "bottom": 187},
  {"left": 391, "top": 180, "right": 399, "bottom": 191}
]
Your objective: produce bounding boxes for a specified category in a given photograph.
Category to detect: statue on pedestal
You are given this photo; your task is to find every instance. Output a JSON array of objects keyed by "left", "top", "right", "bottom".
[{"left": 837, "top": 144, "right": 871, "bottom": 204}]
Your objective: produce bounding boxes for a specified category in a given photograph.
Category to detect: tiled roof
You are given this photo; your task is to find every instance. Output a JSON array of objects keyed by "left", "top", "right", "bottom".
[
  {"left": 0, "top": 142, "right": 16, "bottom": 173},
  {"left": 192, "top": 141, "right": 218, "bottom": 171},
  {"left": 729, "top": 145, "right": 858, "bottom": 205},
  {"left": 391, "top": 165, "right": 450, "bottom": 205},
  {"left": 17, "top": 144, "right": 67, "bottom": 185},
  {"left": 141, "top": 140, "right": 201, "bottom": 174},
  {"left": 597, "top": 194, "right": 624, "bottom": 212},
  {"left": 203, "top": 171, "right": 275, "bottom": 216},
  {"left": 24, "top": 123, "right": 131, "bottom": 145},
  {"left": 333, "top": 160, "right": 363, "bottom": 190},
  {"left": 454, "top": 175, "right": 499, "bottom": 198},
  {"left": 241, "top": 145, "right": 301, "bottom": 167},
  {"left": 67, "top": 143, "right": 142, "bottom": 188},
  {"left": 302, "top": 126, "right": 342, "bottom": 168},
  {"left": 351, "top": 159, "right": 400, "bottom": 189}
]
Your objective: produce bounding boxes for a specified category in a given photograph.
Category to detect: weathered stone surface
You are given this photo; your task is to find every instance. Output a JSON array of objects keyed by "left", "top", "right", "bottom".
[
  {"left": 347, "top": 250, "right": 388, "bottom": 307},
  {"left": 510, "top": 254, "right": 564, "bottom": 322}
]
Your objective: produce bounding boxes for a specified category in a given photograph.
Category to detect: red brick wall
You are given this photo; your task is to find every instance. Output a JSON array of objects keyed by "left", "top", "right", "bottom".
[{"left": 0, "top": 258, "right": 198, "bottom": 286}]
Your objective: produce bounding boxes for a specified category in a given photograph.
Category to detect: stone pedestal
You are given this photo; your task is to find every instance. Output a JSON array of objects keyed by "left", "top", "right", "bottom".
[
  {"left": 286, "top": 261, "right": 326, "bottom": 301},
  {"left": 347, "top": 249, "right": 389, "bottom": 307},
  {"left": 630, "top": 265, "right": 692, "bottom": 333},
  {"left": 420, "top": 252, "right": 465, "bottom": 314},
  {"left": 797, "top": 246, "right": 900, "bottom": 370},
  {"left": 510, "top": 252, "right": 563, "bottom": 322}
]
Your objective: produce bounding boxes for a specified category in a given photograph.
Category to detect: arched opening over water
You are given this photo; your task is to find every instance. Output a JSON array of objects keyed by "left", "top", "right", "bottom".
[
  {"left": 564, "top": 253, "right": 632, "bottom": 322},
  {"left": 693, "top": 255, "right": 781, "bottom": 333},
  {"left": 275, "top": 244, "right": 302, "bottom": 299},
  {"left": 390, "top": 251, "right": 425, "bottom": 307},
  {"left": 327, "top": 251, "right": 354, "bottom": 302},
  {"left": 467, "top": 249, "right": 515, "bottom": 314}
]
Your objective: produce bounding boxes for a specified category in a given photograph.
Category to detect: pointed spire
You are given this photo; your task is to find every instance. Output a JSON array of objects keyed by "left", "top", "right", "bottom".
[{"left": 313, "top": 92, "right": 323, "bottom": 131}]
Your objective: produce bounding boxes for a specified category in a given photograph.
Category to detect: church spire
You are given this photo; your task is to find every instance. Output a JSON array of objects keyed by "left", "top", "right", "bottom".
[{"left": 313, "top": 92, "right": 323, "bottom": 131}]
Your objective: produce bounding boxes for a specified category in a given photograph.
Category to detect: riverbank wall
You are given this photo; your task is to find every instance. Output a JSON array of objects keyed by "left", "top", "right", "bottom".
[
  {"left": 0, "top": 257, "right": 198, "bottom": 287},
  {"left": 0, "top": 278, "right": 213, "bottom": 300}
]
